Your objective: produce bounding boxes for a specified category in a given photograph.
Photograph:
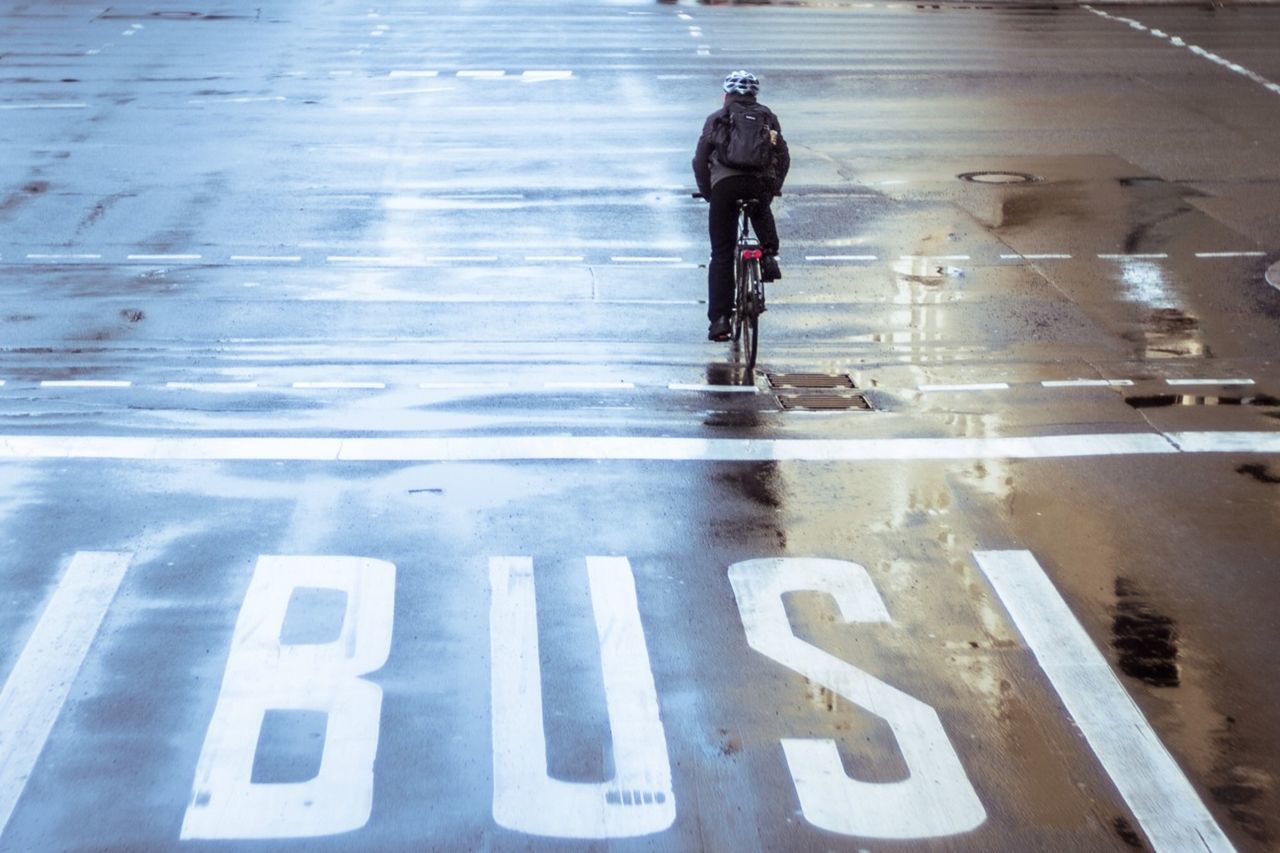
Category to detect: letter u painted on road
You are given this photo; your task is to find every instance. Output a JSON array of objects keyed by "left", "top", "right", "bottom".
[
  {"left": 489, "top": 556, "right": 676, "bottom": 838},
  {"left": 181, "top": 555, "right": 396, "bottom": 840},
  {"left": 728, "top": 558, "right": 986, "bottom": 839}
]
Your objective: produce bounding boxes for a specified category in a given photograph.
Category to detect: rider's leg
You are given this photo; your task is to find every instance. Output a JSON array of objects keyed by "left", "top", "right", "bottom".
[
  {"left": 747, "top": 180, "right": 782, "bottom": 282},
  {"left": 707, "top": 176, "right": 752, "bottom": 324}
]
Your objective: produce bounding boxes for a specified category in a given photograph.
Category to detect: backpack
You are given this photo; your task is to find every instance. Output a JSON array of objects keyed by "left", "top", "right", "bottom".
[{"left": 714, "top": 102, "right": 775, "bottom": 172}]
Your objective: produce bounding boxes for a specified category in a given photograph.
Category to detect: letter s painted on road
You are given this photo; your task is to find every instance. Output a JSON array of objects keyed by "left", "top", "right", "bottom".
[{"left": 728, "top": 558, "right": 986, "bottom": 839}]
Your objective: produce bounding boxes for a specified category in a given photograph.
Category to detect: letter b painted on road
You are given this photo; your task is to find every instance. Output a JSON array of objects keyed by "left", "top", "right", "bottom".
[{"left": 181, "top": 555, "right": 395, "bottom": 840}]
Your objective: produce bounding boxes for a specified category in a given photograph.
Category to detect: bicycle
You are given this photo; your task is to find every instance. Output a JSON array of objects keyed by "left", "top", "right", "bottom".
[
  {"left": 694, "top": 194, "right": 766, "bottom": 372},
  {"left": 728, "top": 199, "right": 765, "bottom": 372}
]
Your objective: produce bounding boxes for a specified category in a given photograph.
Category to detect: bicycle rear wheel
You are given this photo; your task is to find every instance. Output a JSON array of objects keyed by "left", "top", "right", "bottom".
[{"left": 741, "top": 263, "right": 760, "bottom": 371}]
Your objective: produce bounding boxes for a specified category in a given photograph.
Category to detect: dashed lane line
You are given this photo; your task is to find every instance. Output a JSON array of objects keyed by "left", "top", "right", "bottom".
[
  {"left": 1085, "top": 4, "right": 1280, "bottom": 97},
  {"left": 1041, "top": 379, "right": 1134, "bottom": 388},
  {"left": 39, "top": 380, "right": 132, "bottom": 389},
  {"left": 1, "top": 431, "right": 1278, "bottom": 462}
]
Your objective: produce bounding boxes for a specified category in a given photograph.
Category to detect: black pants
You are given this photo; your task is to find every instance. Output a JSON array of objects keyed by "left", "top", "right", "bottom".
[{"left": 707, "top": 174, "right": 779, "bottom": 322}]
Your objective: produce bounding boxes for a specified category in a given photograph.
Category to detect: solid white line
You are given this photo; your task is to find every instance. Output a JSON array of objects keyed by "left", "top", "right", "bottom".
[
  {"left": 292, "top": 381, "right": 385, "bottom": 390},
  {"left": 3, "top": 431, "right": 1279, "bottom": 462},
  {"left": 126, "top": 254, "right": 202, "bottom": 262},
  {"left": 1165, "top": 378, "right": 1254, "bottom": 387},
  {"left": 26, "top": 253, "right": 103, "bottom": 260},
  {"left": 918, "top": 383, "right": 1010, "bottom": 392},
  {"left": 1097, "top": 253, "right": 1168, "bottom": 260},
  {"left": 1194, "top": 252, "right": 1266, "bottom": 259},
  {"left": 974, "top": 550, "right": 1236, "bottom": 853},
  {"left": 1042, "top": 379, "right": 1134, "bottom": 388},
  {"left": 667, "top": 383, "right": 758, "bottom": 394},
  {"left": 0, "top": 552, "right": 132, "bottom": 836},
  {"left": 610, "top": 256, "right": 683, "bottom": 263},
  {"left": 40, "top": 380, "right": 131, "bottom": 388},
  {"left": 805, "top": 255, "right": 878, "bottom": 262},
  {"left": 229, "top": 255, "right": 302, "bottom": 262}
]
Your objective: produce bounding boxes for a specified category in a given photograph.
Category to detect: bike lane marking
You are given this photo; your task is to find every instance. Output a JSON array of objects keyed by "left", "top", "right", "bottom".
[
  {"left": 974, "top": 551, "right": 1236, "bottom": 853},
  {"left": 0, "top": 552, "right": 133, "bottom": 836}
]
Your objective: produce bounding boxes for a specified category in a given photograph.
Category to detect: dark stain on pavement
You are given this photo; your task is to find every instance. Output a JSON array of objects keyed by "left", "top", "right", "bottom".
[
  {"left": 1208, "top": 715, "right": 1274, "bottom": 844},
  {"left": 0, "top": 180, "right": 49, "bottom": 216},
  {"left": 1111, "top": 578, "right": 1179, "bottom": 688},
  {"left": 1125, "top": 393, "right": 1280, "bottom": 409},
  {"left": 1236, "top": 463, "right": 1280, "bottom": 484},
  {"left": 1111, "top": 816, "right": 1145, "bottom": 848}
]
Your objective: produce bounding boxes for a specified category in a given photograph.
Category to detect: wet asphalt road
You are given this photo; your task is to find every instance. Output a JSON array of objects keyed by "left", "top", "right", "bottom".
[{"left": 3, "top": 0, "right": 1280, "bottom": 850}]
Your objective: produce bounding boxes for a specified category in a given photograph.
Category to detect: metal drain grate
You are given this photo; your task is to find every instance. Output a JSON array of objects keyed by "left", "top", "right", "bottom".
[
  {"left": 776, "top": 394, "right": 872, "bottom": 411},
  {"left": 767, "top": 373, "right": 855, "bottom": 389}
]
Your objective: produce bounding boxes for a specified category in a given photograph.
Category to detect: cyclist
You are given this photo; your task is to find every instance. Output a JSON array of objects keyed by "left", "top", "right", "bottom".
[{"left": 693, "top": 70, "right": 790, "bottom": 342}]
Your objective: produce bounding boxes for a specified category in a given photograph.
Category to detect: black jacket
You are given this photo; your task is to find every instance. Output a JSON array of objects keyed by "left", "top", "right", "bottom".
[{"left": 692, "top": 94, "right": 790, "bottom": 198}]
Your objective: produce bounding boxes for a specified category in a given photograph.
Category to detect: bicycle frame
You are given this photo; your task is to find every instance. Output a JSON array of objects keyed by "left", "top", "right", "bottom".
[{"left": 730, "top": 201, "right": 764, "bottom": 371}]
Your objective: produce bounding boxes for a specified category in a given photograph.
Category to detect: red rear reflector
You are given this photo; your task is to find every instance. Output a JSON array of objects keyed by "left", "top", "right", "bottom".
[{"left": 742, "top": 250, "right": 762, "bottom": 260}]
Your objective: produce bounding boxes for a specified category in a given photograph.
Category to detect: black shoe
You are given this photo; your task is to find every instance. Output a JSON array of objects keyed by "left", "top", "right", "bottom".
[
  {"left": 708, "top": 316, "right": 731, "bottom": 341},
  {"left": 761, "top": 255, "right": 781, "bottom": 282}
]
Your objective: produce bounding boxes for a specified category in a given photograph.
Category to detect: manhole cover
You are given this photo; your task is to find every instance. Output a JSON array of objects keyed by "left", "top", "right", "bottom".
[
  {"left": 776, "top": 394, "right": 872, "bottom": 411},
  {"left": 767, "top": 373, "right": 855, "bottom": 389},
  {"left": 958, "top": 171, "right": 1041, "bottom": 185}
]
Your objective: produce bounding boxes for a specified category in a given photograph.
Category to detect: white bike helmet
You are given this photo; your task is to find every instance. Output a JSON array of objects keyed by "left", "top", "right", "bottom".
[{"left": 722, "top": 70, "right": 760, "bottom": 96}]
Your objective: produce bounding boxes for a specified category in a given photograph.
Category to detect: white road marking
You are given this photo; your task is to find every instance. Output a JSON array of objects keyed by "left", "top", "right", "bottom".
[
  {"left": 917, "top": 383, "right": 1010, "bottom": 392},
  {"left": 805, "top": 255, "right": 878, "bottom": 262},
  {"left": 667, "top": 383, "right": 758, "bottom": 394},
  {"left": 182, "top": 556, "right": 395, "bottom": 840},
  {"left": 1195, "top": 251, "right": 1266, "bottom": 258},
  {"left": 3, "top": 431, "right": 1278, "bottom": 462},
  {"left": 1001, "top": 253, "right": 1073, "bottom": 260},
  {"left": 490, "top": 557, "right": 675, "bottom": 838},
  {"left": 1041, "top": 379, "right": 1134, "bottom": 388},
  {"left": 1086, "top": 5, "right": 1280, "bottom": 97},
  {"left": 40, "top": 379, "right": 131, "bottom": 388},
  {"left": 730, "top": 558, "right": 986, "bottom": 838},
  {"left": 1097, "top": 253, "right": 1169, "bottom": 260},
  {"left": 229, "top": 255, "right": 302, "bottom": 263},
  {"left": 187, "top": 97, "right": 286, "bottom": 104},
  {"left": 0, "top": 103, "right": 88, "bottom": 110},
  {"left": 26, "top": 253, "right": 103, "bottom": 260},
  {"left": 1165, "top": 378, "right": 1255, "bottom": 386},
  {"left": 291, "top": 381, "right": 385, "bottom": 390},
  {"left": 974, "top": 550, "right": 1237, "bottom": 853},
  {"left": 0, "top": 552, "right": 133, "bottom": 836},
  {"left": 126, "top": 254, "right": 202, "bottom": 262},
  {"left": 610, "top": 256, "right": 683, "bottom": 263},
  {"left": 521, "top": 70, "right": 573, "bottom": 81}
]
